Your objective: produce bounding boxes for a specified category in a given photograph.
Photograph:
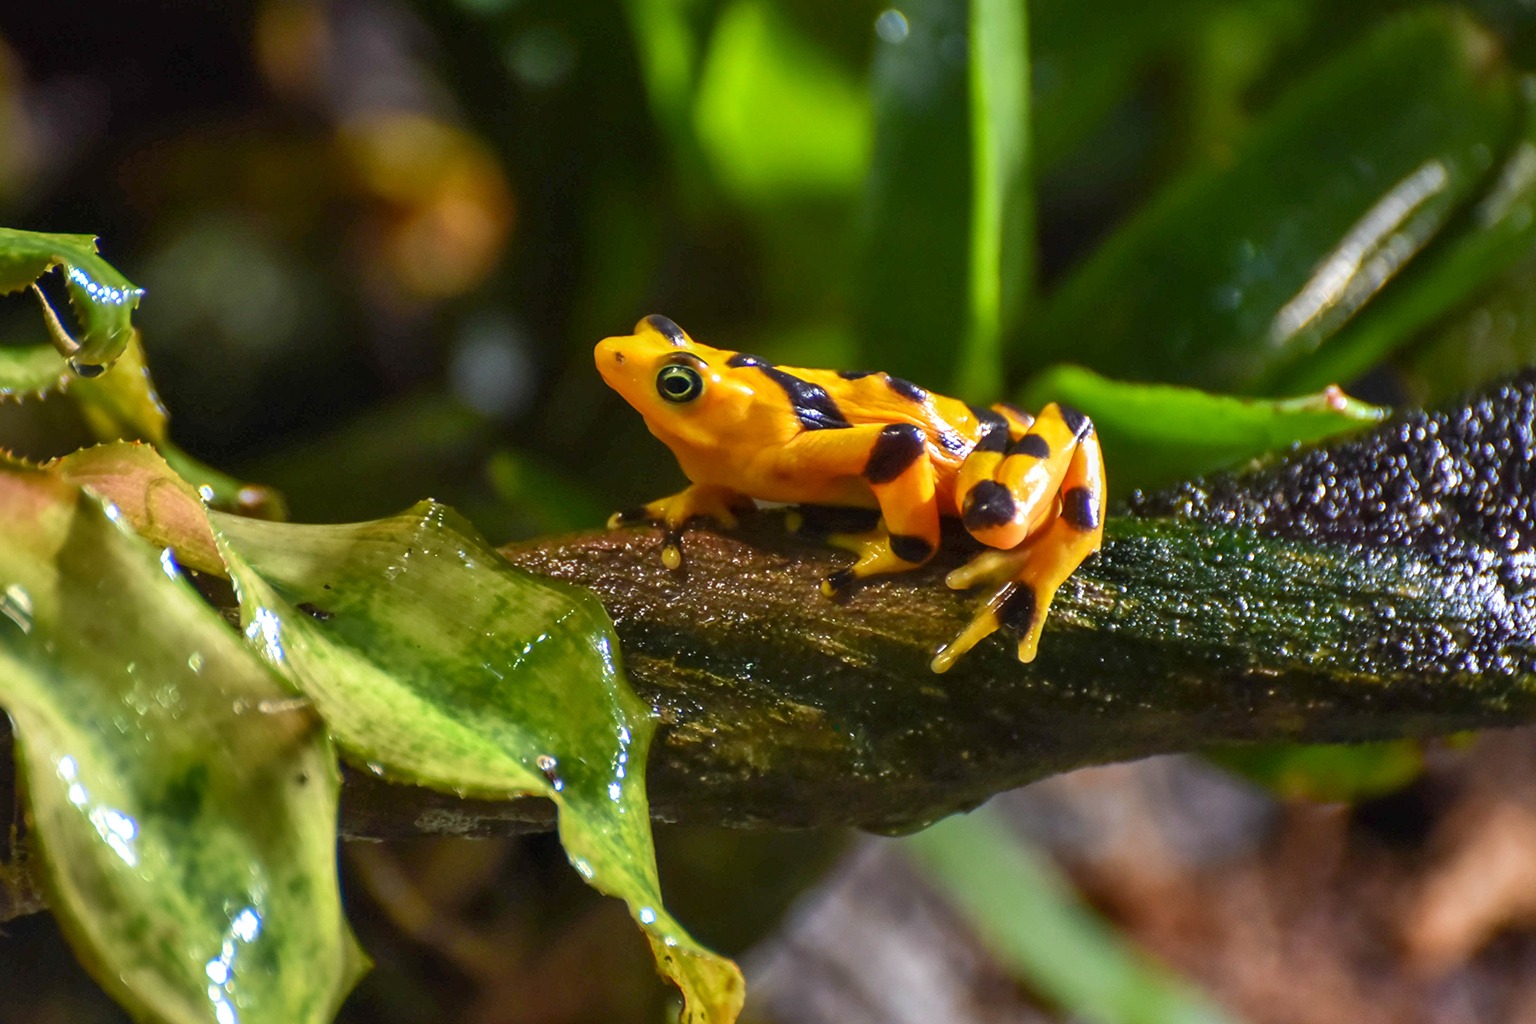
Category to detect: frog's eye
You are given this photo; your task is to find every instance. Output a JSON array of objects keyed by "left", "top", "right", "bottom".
[{"left": 656, "top": 364, "right": 705, "bottom": 404}]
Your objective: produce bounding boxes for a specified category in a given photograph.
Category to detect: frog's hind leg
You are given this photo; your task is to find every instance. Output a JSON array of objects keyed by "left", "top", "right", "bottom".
[{"left": 935, "top": 408, "right": 1104, "bottom": 672}]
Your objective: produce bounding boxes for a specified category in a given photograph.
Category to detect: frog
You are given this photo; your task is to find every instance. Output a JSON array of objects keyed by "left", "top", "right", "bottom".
[{"left": 595, "top": 314, "right": 1106, "bottom": 673}]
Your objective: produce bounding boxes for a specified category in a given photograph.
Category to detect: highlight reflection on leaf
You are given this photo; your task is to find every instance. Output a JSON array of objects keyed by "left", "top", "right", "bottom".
[
  {"left": 0, "top": 462, "right": 363, "bottom": 1024},
  {"left": 213, "top": 503, "right": 744, "bottom": 1023}
]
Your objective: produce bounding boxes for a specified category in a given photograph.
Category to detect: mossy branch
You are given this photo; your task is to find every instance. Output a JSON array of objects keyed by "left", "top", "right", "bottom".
[{"left": 7, "top": 374, "right": 1536, "bottom": 904}]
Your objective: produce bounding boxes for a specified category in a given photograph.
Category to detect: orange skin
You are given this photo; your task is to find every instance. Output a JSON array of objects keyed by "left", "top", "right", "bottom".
[{"left": 596, "top": 315, "right": 1106, "bottom": 672}]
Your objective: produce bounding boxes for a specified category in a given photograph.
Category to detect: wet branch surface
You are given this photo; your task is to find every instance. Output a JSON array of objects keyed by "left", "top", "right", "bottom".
[{"left": 8, "top": 375, "right": 1536, "bottom": 872}]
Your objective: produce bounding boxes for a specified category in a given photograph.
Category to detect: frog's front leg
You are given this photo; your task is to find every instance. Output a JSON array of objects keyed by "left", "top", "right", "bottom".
[
  {"left": 935, "top": 404, "right": 1105, "bottom": 672},
  {"left": 608, "top": 482, "right": 754, "bottom": 570},
  {"left": 776, "top": 424, "right": 941, "bottom": 595}
]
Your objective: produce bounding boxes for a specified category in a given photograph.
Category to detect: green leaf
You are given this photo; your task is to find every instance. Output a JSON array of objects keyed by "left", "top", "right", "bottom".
[
  {"left": 212, "top": 504, "right": 744, "bottom": 1023},
  {"left": 1276, "top": 71, "right": 1536, "bottom": 393},
  {"left": 1027, "top": 9, "right": 1518, "bottom": 393},
  {"left": 1398, "top": 252, "right": 1536, "bottom": 407},
  {"left": 906, "top": 810, "right": 1233, "bottom": 1024},
  {"left": 855, "top": 0, "right": 972, "bottom": 387},
  {"left": 0, "top": 464, "right": 363, "bottom": 1024},
  {"left": 1030, "top": 0, "right": 1306, "bottom": 173},
  {"left": 0, "top": 344, "right": 71, "bottom": 400},
  {"left": 955, "top": 0, "right": 1031, "bottom": 402},
  {"left": 69, "top": 331, "right": 169, "bottom": 443},
  {"left": 0, "top": 228, "right": 144, "bottom": 370},
  {"left": 692, "top": 0, "right": 870, "bottom": 202},
  {"left": 48, "top": 442, "right": 227, "bottom": 576},
  {"left": 1206, "top": 740, "right": 1423, "bottom": 802},
  {"left": 1018, "top": 364, "right": 1386, "bottom": 495},
  {"left": 486, "top": 449, "right": 608, "bottom": 533},
  {"left": 623, "top": 0, "right": 714, "bottom": 210}
]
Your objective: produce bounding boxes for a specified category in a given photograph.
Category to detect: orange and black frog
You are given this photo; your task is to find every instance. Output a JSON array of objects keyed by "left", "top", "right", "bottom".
[{"left": 595, "top": 314, "right": 1105, "bottom": 673}]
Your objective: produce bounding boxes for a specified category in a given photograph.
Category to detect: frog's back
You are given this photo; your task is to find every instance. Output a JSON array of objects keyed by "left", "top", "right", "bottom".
[{"left": 779, "top": 364, "right": 983, "bottom": 456}]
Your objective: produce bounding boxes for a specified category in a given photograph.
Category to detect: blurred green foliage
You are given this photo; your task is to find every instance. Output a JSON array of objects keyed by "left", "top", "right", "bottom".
[
  {"left": 6, "top": 0, "right": 1536, "bottom": 1020},
  {"left": 907, "top": 810, "right": 1234, "bottom": 1024}
]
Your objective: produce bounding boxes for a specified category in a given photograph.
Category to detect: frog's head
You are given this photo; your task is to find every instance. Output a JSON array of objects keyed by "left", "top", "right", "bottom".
[{"left": 595, "top": 315, "right": 752, "bottom": 448}]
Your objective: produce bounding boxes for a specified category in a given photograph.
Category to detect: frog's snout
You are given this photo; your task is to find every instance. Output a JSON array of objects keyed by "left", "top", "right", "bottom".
[{"left": 594, "top": 336, "right": 635, "bottom": 395}]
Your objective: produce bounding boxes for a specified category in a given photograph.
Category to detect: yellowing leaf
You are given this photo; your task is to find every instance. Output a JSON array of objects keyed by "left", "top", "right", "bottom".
[{"left": 0, "top": 463, "right": 364, "bottom": 1024}]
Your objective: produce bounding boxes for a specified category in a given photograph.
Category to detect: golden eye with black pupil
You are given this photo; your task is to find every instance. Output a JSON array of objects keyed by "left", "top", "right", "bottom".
[{"left": 656, "top": 364, "right": 705, "bottom": 403}]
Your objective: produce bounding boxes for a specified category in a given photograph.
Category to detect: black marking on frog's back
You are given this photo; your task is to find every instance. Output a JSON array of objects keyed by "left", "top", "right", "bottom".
[
  {"left": 643, "top": 314, "right": 688, "bottom": 346},
  {"left": 838, "top": 369, "right": 878, "bottom": 380},
  {"left": 727, "top": 353, "right": 767, "bottom": 368},
  {"left": 938, "top": 430, "right": 968, "bottom": 454},
  {"left": 886, "top": 376, "right": 929, "bottom": 403},
  {"left": 754, "top": 364, "right": 852, "bottom": 431}
]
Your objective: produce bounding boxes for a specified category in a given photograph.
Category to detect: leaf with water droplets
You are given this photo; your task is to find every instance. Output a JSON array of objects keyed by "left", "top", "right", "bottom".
[
  {"left": 0, "top": 228, "right": 144, "bottom": 371},
  {"left": 213, "top": 502, "right": 744, "bottom": 1023},
  {"left": 48, "top": 442, "right": 225, "bottom": 575},
  {"left": 0, "top": 462, "right": 364, "bottom": 1024}
]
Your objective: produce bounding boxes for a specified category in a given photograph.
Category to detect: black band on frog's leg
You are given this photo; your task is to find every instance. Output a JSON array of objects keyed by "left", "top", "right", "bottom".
[
  {"left": 1057, "top": 403, "right": 1091, "bottom": 439},
  {"left": 968, "top": 406, "right": 1011, "bottom": 453},
  {"left": 1011, "top": 433, "right": 1051, "bottom": 460},
  {"left": 822, "top": 568, "right": 856, "bottom": 593},
  {"left": 1061, "top": 486, "right": 1100, "bottom": 531},
  {"left": 890, "top": 533, "right": 935, "bottom": 563},
  {"left": 961, "top": 480, "right": 1018, "bottom": 531},
  {"left": 997, "top": 584, "right": 1037, "bottom": 636},
  {"left": 863, "top": 423, "right": 926, "bottom": 484}
]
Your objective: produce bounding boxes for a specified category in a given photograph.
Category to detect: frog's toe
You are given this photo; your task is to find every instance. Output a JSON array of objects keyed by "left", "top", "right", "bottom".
[
  {"left": 608, "top": 506, "right": 653, "bottom": 529},
  {"left": 930, "top": 582, "right": 1042, "bottom": 672},
  {"left": 944, "top": 548, "right": 1024, "bottom": 591},
  {"left": 931, "top": 584, "right": 1007, "bottom": 672},
  {"left": 661, "top": 540, "right": 683, "bottom": 571},
  {"left": 819, "top": 567, "right": 857, "bottom": 597}
]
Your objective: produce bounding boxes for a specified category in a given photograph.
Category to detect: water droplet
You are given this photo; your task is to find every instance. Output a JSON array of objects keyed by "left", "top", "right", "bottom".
[
  {"left": 536, "top": 753, "right": 562, "bottom": 790},
  {"left": 874, "top": 8, "right": 909, "bottom": 43},
  {"left": 160, "top": 547, "right": 181, "bottom": 580},
  {"left": 0, "top": 583, "right": 34, "bottom": 634},
  {"left": 68, "top": 358, "right": 106, "bottom": 378},
  {"left": 187, "top": 652, "right": 205, "bottom": 673},
  {"left": 638, "top": 906, "right": 657, "bottom": 925}
]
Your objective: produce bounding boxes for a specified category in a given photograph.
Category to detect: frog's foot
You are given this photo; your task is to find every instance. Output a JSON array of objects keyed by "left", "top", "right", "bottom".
[
  {"left": 819, "top": 527, "right": 934, "bottom": 596},
  {"left": 931, "top": 513, "right": 1100, "bottom": 673},
  {"left": 607, "top": 483, "right": 750, "bottom": 570}
]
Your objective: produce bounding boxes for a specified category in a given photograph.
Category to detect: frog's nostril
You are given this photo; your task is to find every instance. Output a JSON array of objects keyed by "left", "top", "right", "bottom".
[{"left": 614, "top": 352, "right": 625, "bottom": 364}]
